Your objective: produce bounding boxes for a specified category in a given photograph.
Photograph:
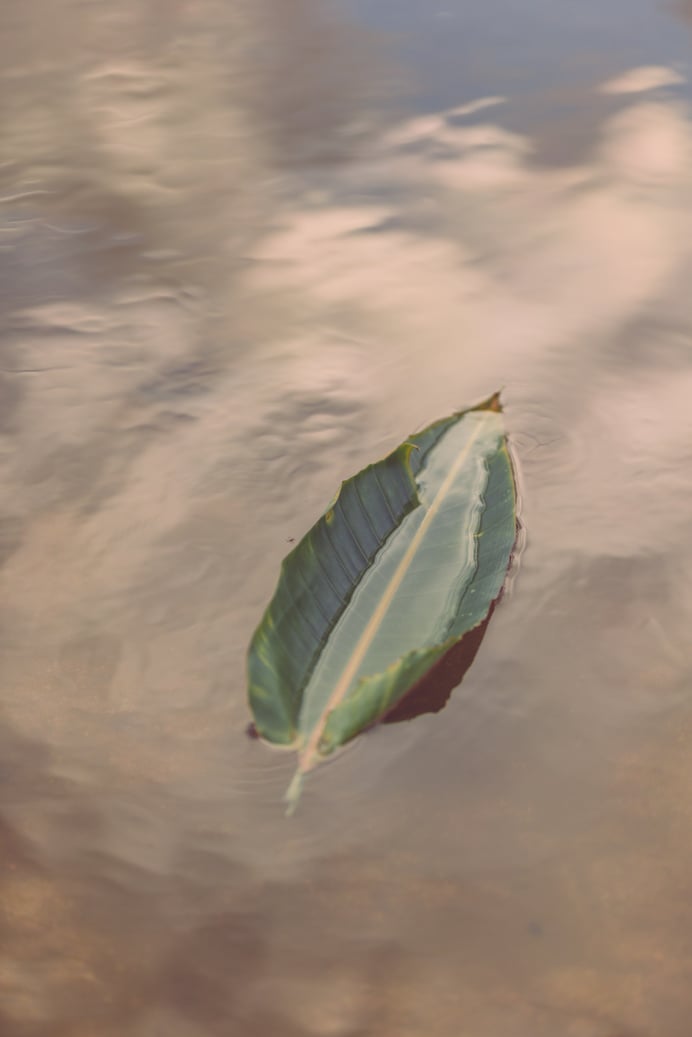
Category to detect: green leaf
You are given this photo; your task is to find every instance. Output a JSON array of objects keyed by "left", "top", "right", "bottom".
[{"left": 247, "top": 392, "right": 517, "bottom": 809}]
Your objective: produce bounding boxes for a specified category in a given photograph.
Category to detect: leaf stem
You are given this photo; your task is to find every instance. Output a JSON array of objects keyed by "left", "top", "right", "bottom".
[{"left": 284, "top": 770, "right": 304, "bottom": 816}]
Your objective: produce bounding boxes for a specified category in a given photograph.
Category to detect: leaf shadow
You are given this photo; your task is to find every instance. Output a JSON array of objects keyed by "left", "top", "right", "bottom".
[{"left": 381, "top": 603, "right": 495, "bottom": 725}]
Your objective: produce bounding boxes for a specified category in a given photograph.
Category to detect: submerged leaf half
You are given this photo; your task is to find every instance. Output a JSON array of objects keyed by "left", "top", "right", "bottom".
[{"left": 247, "top": 393, "right": 517, "bottom": 807}]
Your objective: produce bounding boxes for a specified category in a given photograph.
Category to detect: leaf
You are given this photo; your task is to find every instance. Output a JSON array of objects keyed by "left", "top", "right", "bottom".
[{"left": 247, "top": 392, "right": 518, "bottom": 809}]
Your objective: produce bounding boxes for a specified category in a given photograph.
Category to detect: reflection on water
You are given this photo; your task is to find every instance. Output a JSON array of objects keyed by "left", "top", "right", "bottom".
[{"left": 3, "top": 0, "right": 692, "bottom": 1033}]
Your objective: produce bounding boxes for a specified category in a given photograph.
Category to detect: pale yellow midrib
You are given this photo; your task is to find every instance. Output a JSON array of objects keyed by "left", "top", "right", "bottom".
[{"left": 297, "top": 412, "right": 492, "bottom": 774}]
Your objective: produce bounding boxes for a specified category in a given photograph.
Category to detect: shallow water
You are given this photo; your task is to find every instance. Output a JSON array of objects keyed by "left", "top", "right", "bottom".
[{"left": 3, "top": 1, "right": 692, "bottom": 1034}]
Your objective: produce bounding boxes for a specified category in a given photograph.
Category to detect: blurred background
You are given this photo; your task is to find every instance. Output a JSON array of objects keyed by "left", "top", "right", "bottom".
[{"left": 3, "top": 1, "right": 692, "bottom": 1034}]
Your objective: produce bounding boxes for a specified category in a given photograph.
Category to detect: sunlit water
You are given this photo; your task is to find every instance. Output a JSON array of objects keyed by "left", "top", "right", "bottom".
[{"left": 3, "top": 1, "right": 692, "bottom": 1034}]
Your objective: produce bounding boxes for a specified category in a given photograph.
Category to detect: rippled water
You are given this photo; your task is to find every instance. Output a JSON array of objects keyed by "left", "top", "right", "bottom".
[{"left": 3, "top": 1, "right": 692, "bottom": 1034}]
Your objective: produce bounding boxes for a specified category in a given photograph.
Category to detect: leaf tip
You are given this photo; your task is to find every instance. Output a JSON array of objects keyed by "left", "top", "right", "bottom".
[
  {"left": 453, "top": 390, "right": 503, "bottom": 420},
  {"left": 476, "top": 390, "right": 503, "bottom": 414}
]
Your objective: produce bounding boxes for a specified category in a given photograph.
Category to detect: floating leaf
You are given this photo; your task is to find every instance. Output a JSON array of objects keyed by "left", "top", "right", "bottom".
[{"left": 247, "top": 393, "right": 518, "bottom": 810}]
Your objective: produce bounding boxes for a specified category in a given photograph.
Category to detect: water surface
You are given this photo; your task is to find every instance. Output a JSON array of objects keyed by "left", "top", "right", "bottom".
[{"left": 3, "top": 1, "right": 692, "bottom": 1034}]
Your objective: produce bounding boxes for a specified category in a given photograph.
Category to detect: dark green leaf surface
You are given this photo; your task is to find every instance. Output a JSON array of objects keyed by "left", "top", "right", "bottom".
[{"left": 247, "top": 393, "right": 517, "bottom": 808}]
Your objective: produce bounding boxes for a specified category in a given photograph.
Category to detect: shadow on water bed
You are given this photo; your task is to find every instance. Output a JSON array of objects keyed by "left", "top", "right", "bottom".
[{"left": 0, "top": 712, "right": 655, "bottom": 1036}]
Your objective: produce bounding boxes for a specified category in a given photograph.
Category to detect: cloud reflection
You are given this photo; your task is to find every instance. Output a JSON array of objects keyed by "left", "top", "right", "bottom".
[
  {"left": 3, "top": 29, "right": 692, "bottom": 1032},
  {"left": 246, "top": 71, "right": 692, "bottom": 566}
]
